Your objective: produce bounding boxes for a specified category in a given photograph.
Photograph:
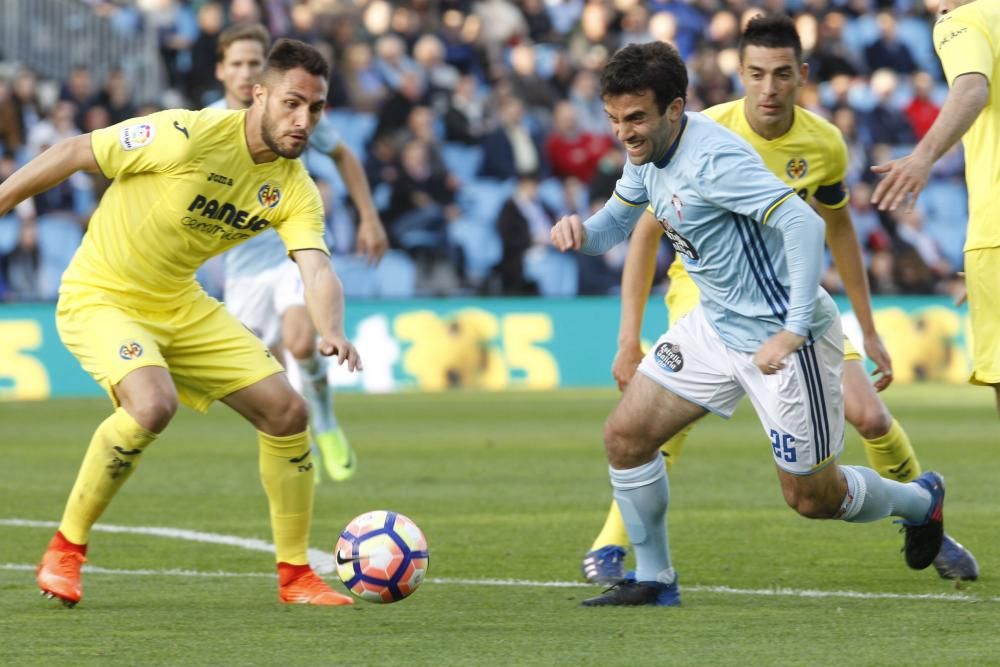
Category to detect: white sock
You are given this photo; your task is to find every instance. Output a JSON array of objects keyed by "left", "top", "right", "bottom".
[{"left": 295, "top": 353, "right": 336, "bottom": 434}]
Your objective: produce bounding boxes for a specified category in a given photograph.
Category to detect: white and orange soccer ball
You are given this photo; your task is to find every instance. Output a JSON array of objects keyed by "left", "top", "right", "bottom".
[{"left": 334, "top": 510, "right": 429, "bottom": 603}]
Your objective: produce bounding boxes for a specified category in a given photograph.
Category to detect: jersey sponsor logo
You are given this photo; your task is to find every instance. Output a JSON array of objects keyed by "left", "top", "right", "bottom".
[
  {"left": 657, "top": 195, "right": 700, "bottom": 260},
  {"left": 257, "top": 183, "right": 282, "bottom": 208},
  {"left": 119, "top": 123, "right": 155, "bottom": 151},
  {"left": 785, "top": 157, "right": 808, "bottom": 180},
  {"left": 207, "top": 172, "right": 233, "bottom": 186},
  {"left": 654, "top": 342, "right": 683, "bottom": 373},
  {"left": 186, "top": 194, "right": 272, "bottom": 231},
  {"left": 173, "top": 120, "right": 189, "bottom": 139},
  {"left": 119, "top": 341, "right": 144, "bottom": 360}
]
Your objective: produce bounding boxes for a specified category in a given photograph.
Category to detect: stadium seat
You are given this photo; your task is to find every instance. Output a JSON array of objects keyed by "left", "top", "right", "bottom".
[
  {"left": 537, "top": 178, "right": 567, "bottom": 214},
  {"left": 324, "top": 109, "right": 377, "bottom": 157},
  {"left": 372, "top": 250, "right": 417, "bottom": 298},
  {"left": 919, "top": 180, "right": 968, "bottom": 269},
  {"left": 440, "top": 142, "right": 484, "bottom": 183},
  {"left": 447, "top": 216, "right": 502, "bottom": 283},
  {"left": 0, "top": 215, "right": 20, "bottom": 254},
  {"left": 332, "top": 253, "right": 377, "bottom": 299},
  {"left": 524, "top": 246, "right": 578, "bottom": 297}
]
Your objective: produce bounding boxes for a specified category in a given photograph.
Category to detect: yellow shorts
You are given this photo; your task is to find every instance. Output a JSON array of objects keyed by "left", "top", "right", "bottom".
[
  {"left": 964, "top": 248, "right": 1000, "bottom": 385},
  {"left": 667, "top": 257, "right": 862, "bottom": 362},
  {"left": 56, "top": 290, "right": 284, "bottom": 412}
]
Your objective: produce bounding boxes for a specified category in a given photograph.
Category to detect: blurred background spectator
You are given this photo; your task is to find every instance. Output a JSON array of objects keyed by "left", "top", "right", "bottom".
[{"left": 0, "top": 0, "right": 967, "bottom": 299}]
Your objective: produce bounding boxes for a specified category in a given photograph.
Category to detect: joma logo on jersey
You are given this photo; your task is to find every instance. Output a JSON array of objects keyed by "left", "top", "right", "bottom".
[
  {"left": 207, "top": 172, "right": 233, "bottom": 186},
  {"left": 785, "top": 158, "right": 808, "bottom": 180},
  {"left": 187, "top": 194, "right": 271, "bottom": 231},
  {"left": 257, "top": 183, "right": 281, "bottom": 208}
]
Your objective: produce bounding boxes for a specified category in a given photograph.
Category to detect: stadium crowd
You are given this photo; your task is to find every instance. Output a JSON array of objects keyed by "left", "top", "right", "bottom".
[{"left": 0, "top": 0, "right": 970, "bottom": 300}]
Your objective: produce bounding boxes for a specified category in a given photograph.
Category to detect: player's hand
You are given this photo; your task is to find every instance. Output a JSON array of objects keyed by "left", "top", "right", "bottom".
[
  {"left": 356, "top": 216, "right": 388, "bottom": 265},
  {"left": 612, "top": 342, "right": 645, "bottom": 391},
  {"left": 318, "top": 335, "right": 363, "bottom": 372},
  {"left": 953, "top": 271, "right": 967, "bottom": 307},
  {"left": 550, "top": 214, "right": 586, "bottom": 252},
  {"left": 753, "top": 329, "right": 807, "bottom": 375},
  {"left": 869, "top": 152, "right": 933, "bottom": 212},
  {"left": 862, "top": 331, "right": 894, "bottom": 392}
]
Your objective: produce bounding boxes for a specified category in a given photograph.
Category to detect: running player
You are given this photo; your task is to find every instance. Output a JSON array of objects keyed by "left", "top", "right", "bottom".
[
  {"left": 211, "top": 23, "right": 387, "bottom": 482},
  {"left": 871, "top": 0, "right": 1000, "bottom": 414},
  {"left": 0, "top": 40, "right": 358, "bottom": 607},
  {"left": 552, "top": 40, "right": 960, "bottom": 607},
  {"left": 582, "top": 14, "right": 978, "bottom": 586}
]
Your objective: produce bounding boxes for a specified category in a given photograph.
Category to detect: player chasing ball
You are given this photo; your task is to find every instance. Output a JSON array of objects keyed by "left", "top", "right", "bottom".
[
  {"left": 581, "top": 15, "right": 978, "bottom": 587},
  {"left": 0, "top": 39, "right": 359, "bottom": 607},
  {"left": 551, "top": 39, "right": 975, "bottom": 607},
  {"left": 211, "top": 23, "right": 388, "bottom": 483}
]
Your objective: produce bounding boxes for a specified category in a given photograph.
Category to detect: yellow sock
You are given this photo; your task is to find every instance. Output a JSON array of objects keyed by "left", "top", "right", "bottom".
[
  {"left": 862, "top": 418, "right": 922, "bottom": 483},
  {"left": 590, "top": 426, "right": 692, "bottom": 551},
  {"left": 259, "top": 430, "right": 315, "bottom": 565},
  {"left": 59, "top": 408, "right": 158, "bottom": 545}
]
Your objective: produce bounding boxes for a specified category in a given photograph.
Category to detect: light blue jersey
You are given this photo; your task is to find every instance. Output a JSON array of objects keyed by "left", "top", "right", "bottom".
[
  {"left": 581, "top": 112, "right": 837, "bottom": 353},
  {"left": 206, "top": 98, "right": 340, "bottom": 278}
]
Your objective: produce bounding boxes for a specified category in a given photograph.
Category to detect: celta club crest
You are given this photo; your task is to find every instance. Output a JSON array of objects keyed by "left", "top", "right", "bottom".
[
  {"left": 119, "top": 341, "right": 144, "bottom": 360},
  {"left": 785, "top": 157, "right": 808, "bottom": 180},
  {"left": 257, "top": 183, "right": 281, "bottom": 208}
]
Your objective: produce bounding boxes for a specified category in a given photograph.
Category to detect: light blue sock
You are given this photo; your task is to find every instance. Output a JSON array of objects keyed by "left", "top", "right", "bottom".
[
  {"left": 609, "top": 456, "right": 675, "bottom": 585},
  {"left": 838, "top": 465, "right": 932, "bottom": 523},
  {"left": 296, "top": 353, "right": 337, "bottom": 434}
]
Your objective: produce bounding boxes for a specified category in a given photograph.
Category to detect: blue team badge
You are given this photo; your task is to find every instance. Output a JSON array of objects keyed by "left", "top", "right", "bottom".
[
  {"left": 785, "top": 158, "right": 808, "bottom": 180},
  {"left": 119, "top": 341, "right": 144, "bottom": 360},
  {"left": 257, "top": 183, "right": 281, "bottom": 208},
  {"left": 654, "top": 342, "right": 683, "bottom": 373}
]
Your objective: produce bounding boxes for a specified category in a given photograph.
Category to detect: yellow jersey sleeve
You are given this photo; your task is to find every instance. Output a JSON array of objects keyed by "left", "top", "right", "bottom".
[
  {"left": 272, "top": 172, "right": 328, "bottom": 257},
  {"left": 91, "top": 110, "right": 198, "bottom": 179},
  {"left": 934, "top": 10, "right": 994, "bottom": 85},
  {"left": 813, "top": 128, "right": 849, "bottom": 210}
]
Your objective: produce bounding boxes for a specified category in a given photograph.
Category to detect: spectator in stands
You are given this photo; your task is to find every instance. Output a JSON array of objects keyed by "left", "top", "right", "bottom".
[
  {"left": 59, "top": 65, "right": 98, "bottom": 132},
  {"left": 0, "top": 79, "right": 20, "bottom": 155},
  {"left": 443, "top": 74, "right": 488, "bottom": 145},
  {"left": 0, "top": 218, "right": 42, "bottom": 302},
  {"left": 507, "top": 42, "right": 562, "bottom": 121},
  {"left": 373, "top": 69, "right": 426, "bottom": 144},
  {"left": 567, "top": 69, "right": 610, "bottom": 137},
  {"left": 373, "top": 33, "right": 419, "bottom": 91},
  {"left": 894, "top": 208, "right": 954, "bottom": 286},
  {"left": 97, "top": 68, "right": 137, "bottom": 124},
  {"left": 332, "top": 42, "right": 388, "bottom": 112},
  {"left": 187, "top": 1, "right": 225, "bottom": 106},
  {"left": 808, "top": 12, "right": 863, "bottom": 81},
  {"left": 27, "top": 103, "right": 92, "bottom": 227},
  {"left": 383, "top": 139, "right": 461, "bottom": 293},
  {"left": 544, "top": 100, "right": 614, "bottom": 184},
  {"left": 904, "top": 71, "right": 941, "bottom": 141},
  {"left": 862, "top": 69, "right": 916, "bottom": 147},
  {"left": 478, "top": 96, "right": 545, "bottom": 181},
  {"left": 412, "top": 33, "right": 461, "bottom": 107},
  {"left": 832, "top": 106, "right": 869, "bottom": 186},
  {"left": 437, "top": 8, "right": 486, "bottom": 78},
  {"left": 865, "top": 11, "right": 918, "bottom": 76},
  {"left": 496, "top": 172, "right": 558, "bottom": 294},
  {"left": 519, "top": 0, "right": 558, "bottom": 44}
]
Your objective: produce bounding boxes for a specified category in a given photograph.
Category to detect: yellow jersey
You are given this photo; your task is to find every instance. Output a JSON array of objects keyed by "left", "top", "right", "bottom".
[
  {"left": 934, "top": 0, "right": 1000, "bottom": 251},
  {"left": 61, "top": 108, "right": 327, "bottom": 311},
  {"left": 668, "top": 99, "right": 849, "bottom": 284}
]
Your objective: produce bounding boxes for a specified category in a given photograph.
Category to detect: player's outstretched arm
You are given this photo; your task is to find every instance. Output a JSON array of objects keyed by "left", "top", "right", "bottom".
[
  {"left": 329, "top": 144, "right": 388, "bottom": 264},
  {"left": 0, "top": 134, "right": 99, "bottom": 217},
  {"left": 818, "top": 204, "right": 893, "bottom": 390},
  {"left": 613, "top": 211, "right": 663, "bottom": 390},
  {"left": 292, "top": 248, "right": 362, "bottom": 372},
  {"left": 870, "top": 73, "right": 988, "bottom": 212}
]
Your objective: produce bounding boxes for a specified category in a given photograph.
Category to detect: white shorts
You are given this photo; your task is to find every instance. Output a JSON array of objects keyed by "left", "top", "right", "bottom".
[
  {"left": 638, "top": 305, "right": 845, "bottom": 474},
  {"left": 223, "top": 260, "right": 304, "bottom": 348}
]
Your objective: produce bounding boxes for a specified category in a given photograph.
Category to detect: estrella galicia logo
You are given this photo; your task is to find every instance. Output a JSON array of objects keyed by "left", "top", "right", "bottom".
[
  {"left": 119, "top": 341, "right": 144, "bottom": 360},
  {"left": 257, "top": 183, "right": 281, "bottom": 208},
  {"left": 785, "top": 157, "right": 808, "bottom": 180},
  {"left": 654, "top": 342, "right": 683, "bottom": 373}
]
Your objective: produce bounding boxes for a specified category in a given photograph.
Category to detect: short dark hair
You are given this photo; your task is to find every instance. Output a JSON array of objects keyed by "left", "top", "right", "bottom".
[
  {"left": 217, "top": 23, "right": 270, "bottom": 62},
  {"left": 739, "top": 15, "right": 803, "bottom": 63},
  {"left": 262, "top": 38, "right": 329, "bottom": 82},
  {"left": 600, "top": 42, "right": 687, "bottom": 115}
]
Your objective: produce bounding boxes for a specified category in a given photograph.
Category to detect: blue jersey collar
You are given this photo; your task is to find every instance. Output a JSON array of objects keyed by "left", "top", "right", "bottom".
[{"left": 653, "top": 113, "right": 688, "bottom": 169}]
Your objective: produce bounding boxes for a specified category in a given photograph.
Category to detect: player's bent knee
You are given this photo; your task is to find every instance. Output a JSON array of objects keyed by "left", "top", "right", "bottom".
[
  {"left": 851, "top": 403, "right": 892, "bottom": 440},
  {"left": 603, "top": 418, "right": 655, "bottom": 469},
  {"left": 783, "top": 490, "right": 839, "bottom": 519},
  {"left": 284, "top": 335, "right": 316, "bottom": 361},
  {"left": 127, "top": 394, "right": 178, "bottom": 433},
  {"left": 260, "top": 393, "right": 309, "bottom": 436}
]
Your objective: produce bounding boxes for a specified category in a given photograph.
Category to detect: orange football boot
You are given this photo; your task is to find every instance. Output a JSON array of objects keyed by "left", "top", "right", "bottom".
[
  {"left": 36, "top": 532, "right": 87, "bottom": 607},
  {"left": 278, "top": 563, "right": 354, "bottom": 606}
]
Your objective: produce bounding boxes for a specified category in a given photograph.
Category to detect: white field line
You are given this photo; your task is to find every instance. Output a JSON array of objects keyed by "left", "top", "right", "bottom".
[{"left": 3, "top": 518, "right": 995, "bottom": 604}]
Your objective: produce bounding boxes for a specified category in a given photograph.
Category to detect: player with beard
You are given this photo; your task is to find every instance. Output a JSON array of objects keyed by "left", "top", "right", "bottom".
[{"left": 0, "top": 39, "right": 359, "bottom": 607}]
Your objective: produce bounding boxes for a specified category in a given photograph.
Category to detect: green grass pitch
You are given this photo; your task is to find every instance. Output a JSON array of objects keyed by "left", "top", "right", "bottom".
[{"left": 1, "top": 384, "right": 998, "bottom": 666}]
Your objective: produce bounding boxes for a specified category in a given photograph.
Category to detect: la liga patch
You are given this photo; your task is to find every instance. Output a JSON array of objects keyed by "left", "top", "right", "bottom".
[{"left": 119, "top": 123, "right": 155, "bottom": 151}]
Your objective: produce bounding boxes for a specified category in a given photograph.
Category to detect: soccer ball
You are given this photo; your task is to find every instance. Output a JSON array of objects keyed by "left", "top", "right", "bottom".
[{"left": 334, "top": 510, "right": 429, "bottom": 603}]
